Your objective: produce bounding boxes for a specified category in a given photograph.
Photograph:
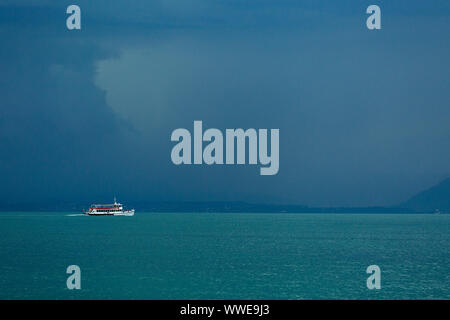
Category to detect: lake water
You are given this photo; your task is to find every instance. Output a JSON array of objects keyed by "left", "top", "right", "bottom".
[{"left": 0, "top": 212, "right": 448, "bottom": 299}]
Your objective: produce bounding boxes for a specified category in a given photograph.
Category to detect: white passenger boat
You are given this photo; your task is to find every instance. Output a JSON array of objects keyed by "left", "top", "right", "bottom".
[{"left": 84, "top": 198, "right": 135, "bottom": 216}]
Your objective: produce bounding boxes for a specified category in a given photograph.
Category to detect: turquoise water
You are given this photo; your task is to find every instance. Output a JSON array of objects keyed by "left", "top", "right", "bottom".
[{"left": 0, "top": 212, "right": 448, "bottom": 299}]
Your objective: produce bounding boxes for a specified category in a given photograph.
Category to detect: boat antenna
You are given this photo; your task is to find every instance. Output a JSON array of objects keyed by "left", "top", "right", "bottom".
[{"left": 114, "top": 196, "right": 117, "bottom": 204}]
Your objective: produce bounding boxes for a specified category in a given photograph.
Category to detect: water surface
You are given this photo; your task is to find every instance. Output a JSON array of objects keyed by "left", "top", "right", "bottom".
[{"left": 0, "top": 212, "right": 448, "bottom": 299}]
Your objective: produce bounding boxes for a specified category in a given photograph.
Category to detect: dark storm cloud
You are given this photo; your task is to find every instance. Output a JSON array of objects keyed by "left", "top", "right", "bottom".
[
  {"left": 0, "top": 4, "right": 128, "bottom": 203},
  {"left": 1, "top": 1, "right": 449, "bottom": 206}
]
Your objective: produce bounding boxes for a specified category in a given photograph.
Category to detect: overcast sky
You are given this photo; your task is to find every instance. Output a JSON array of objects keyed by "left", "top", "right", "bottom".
[{"left": 1, "top": 1, "right": 449, "bottom": 206}]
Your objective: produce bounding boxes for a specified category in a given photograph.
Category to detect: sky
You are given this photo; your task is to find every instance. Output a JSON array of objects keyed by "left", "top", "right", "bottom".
[{"left": 0, "top": 1, "right": 449, "bottom": 207}]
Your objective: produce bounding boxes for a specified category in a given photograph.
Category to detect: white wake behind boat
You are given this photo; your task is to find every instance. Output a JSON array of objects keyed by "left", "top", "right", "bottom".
[{"left": 84, "top": 198, "right": 135, "bottom": 216}]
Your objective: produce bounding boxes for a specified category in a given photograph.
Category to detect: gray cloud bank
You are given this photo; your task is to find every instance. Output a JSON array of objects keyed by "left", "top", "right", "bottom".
[{"left": 1, "top": 1, "right": 449, "bottom": 206}]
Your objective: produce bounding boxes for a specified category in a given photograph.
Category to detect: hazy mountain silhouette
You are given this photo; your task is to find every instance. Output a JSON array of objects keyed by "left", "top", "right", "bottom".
[
  {"left": 2, "top": 179, "right": 449, "bottom": 213},
  {"left": 402, "top": 178, "right": 450, "bottom": 212}
]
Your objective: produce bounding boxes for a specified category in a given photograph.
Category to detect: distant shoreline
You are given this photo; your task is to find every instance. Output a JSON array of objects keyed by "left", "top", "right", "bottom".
[
  {"left": 2, "top": 178, "right": 448, "bottom": 214},
  {"left": 0, "top": 201, "right": 442, "bottom": 214}
]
